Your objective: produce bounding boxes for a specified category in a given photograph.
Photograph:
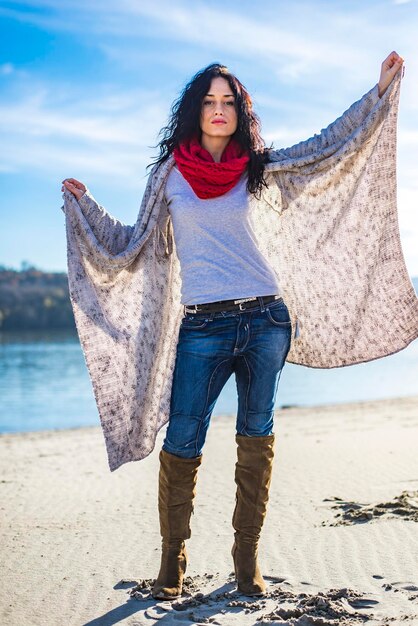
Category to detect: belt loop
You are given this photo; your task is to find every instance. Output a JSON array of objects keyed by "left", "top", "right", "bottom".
[{"left": 258, "top": 295, "right": 266, "bottom": 313}]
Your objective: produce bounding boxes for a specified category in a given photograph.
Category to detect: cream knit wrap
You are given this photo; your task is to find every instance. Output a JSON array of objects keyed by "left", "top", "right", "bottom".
[{"left": 61, "top": 71, "right": 418, "bottom": 472}]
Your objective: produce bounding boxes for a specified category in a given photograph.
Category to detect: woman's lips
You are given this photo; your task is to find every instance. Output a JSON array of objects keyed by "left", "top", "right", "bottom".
[{"left": 211, "top": 120, "right": 227, "bottom": 124}]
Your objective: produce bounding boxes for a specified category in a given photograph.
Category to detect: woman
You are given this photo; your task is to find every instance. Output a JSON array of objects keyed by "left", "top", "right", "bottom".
[{"left": 60, "top": 51, "right": 415, "bottom": 600}]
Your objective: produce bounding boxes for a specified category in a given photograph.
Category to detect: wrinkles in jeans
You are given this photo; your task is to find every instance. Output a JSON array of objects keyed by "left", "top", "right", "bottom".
[{"left": 162, "top": 299, "right": 292, "bottom": 459}]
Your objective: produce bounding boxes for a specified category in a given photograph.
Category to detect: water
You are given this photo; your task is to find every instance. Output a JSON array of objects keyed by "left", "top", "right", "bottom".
[
  {"left": 0, "top": 330, "right": 97, "bottom": 433},
  {"left": 0, "top": 327, "right": 417, "bottom": 434}
]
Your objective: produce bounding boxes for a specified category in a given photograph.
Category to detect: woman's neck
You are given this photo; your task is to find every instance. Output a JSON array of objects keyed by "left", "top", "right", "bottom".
[{"left": 200, "top": 134, "right": 231, "bottom": 163}]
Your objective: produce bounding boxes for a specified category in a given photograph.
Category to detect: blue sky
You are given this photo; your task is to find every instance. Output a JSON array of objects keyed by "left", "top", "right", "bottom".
[{"left": 1, "top": 0, "right": 417, "bottom": 276}]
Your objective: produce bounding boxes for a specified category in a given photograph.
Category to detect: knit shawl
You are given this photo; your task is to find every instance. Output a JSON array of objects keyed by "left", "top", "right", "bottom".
[{"left": 60, "top": 72, "right": 418, "bottom": 472}]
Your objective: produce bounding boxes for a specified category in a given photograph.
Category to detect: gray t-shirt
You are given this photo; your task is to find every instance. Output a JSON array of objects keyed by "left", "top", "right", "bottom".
[{"left": 164, "top": 166, "right": 281, "bottom": 305}]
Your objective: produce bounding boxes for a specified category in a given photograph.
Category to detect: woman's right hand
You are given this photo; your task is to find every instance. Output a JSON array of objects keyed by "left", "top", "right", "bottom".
[{"left": 61, "top": 178, "right": 87, "bottom": 201}]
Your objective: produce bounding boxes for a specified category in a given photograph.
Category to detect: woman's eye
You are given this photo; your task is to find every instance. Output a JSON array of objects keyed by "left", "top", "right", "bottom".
[{"left": 203, "top": 100, "right": 235, "bottom": 106}]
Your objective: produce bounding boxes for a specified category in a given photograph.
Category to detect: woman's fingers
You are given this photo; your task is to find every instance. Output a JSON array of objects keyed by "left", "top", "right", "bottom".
[
  {"left": 61, "top": 180, "right": 76, "bottom": 193},
  {"left": 62, "top": 178, "right": 86, "bottom": 191},
  {"left": 387, "top": 50, "right": 403, "bottom": 65},
  {"left": 61, "top": 178, "right": 87, "bottom": 200},
  {"left": 382, "top": 50, "right": 404, "bottom": 75}
]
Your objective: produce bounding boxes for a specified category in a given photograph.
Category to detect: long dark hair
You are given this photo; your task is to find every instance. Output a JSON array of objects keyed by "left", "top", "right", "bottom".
[{"left": 148, "top": 63, "right": 271, "bottom": 198}]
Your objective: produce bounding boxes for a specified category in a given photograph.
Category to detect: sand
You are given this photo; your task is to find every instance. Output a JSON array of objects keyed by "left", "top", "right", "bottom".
[{"left": 1, "top": 395, "right": 418, "bottom": 626}]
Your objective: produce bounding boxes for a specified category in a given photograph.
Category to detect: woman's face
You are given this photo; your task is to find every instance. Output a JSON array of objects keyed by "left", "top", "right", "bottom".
[{"left": 200, "top": 76, "right": 238, "bottom": 140}]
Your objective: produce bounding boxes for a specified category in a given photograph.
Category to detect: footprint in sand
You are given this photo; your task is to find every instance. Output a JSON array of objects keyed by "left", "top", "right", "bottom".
[
  {"left": 381, "top": 579, "right": 418, "bottom": 602},
  {"left": 126, "top": 574, "right": 418, "bottom": 625},
  {"left": 321, "top": 490, "right": 418, "bottom": 526}
]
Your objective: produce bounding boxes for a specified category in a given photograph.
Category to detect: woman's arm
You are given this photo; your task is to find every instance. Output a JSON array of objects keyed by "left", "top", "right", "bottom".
[
  {"left": 61, "top": 179, "right": 134, "bottom": 255},
  {"left": 276, "top": 51, "right": 404, "bottom": 161}
]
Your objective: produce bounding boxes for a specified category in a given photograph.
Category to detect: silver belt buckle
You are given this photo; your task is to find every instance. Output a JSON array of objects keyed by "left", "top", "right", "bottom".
[
  {"left": 234, "top": 297, "right": 257, "bottom": 311},
  {"left": 185, "top": 305, "right": 200, "bottom": 313}
]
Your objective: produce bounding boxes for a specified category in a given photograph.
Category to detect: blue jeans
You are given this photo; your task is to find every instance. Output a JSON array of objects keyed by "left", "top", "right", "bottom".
[{"left": 162, "top": 296, "right": 292, "bottom": 458}]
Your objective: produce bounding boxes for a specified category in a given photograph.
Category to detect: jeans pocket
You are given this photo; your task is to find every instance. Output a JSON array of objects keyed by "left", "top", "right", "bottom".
[
  {"left": 180, "top": 315, "right": 210, "bottom": 330},
  {"left": 265, "top": 301, "right": 292, "bottom": 327}
]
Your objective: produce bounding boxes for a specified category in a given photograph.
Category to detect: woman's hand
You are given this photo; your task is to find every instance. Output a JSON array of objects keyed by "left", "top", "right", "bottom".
[
  {"left": 378, "top": 51, "right": 404, "bottom": 98},
  {"left": 61, "top": 178, "right": 87, "bottom": 201}
]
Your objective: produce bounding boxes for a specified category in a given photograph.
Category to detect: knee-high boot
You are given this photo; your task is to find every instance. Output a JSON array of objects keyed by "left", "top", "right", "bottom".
[
  {"left": 151, "top": 449, "right": 202, "bottom": 600},
  {"left": 231, "top": 433, "right": 275, "bottom": 596}
]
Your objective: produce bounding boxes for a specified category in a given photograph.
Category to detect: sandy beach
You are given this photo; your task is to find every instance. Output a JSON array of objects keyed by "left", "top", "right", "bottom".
[{"left": 1, "top": 395, "right": 418, "bottom": 626}]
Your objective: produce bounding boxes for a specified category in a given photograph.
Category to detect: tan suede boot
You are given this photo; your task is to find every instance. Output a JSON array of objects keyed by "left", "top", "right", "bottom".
[
  {"left": 231, "top": 433, "right": 275, "bottom": 596},
  {"left": 152, "top": 449, "right": 202, "bottom": 600}
]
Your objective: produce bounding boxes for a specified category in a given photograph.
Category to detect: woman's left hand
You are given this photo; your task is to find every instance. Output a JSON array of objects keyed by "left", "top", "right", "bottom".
[{"left": 378, "top": 51, "right": 404, "bottom": 98}]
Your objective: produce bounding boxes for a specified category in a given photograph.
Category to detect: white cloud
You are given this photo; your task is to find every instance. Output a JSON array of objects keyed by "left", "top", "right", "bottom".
[
  {"left": 396, "top": 186, "right": 418, "bottom": 277},
  {"left": 398, "top": 129, "right": 418, "bottom": 146},
  {"left": 1, "top": 0, "right": 417, "bottom": 271},
  {"left": 0, "top": 89, "right": 167, "bottom": 145},
  {"left": 0, "top": 78, "right": 172, "bottom": 191},
  {"left": 0, "top": 1, "right": 385, "bottom": 83},
  {"left": 0, "top": 63, "right": 15, "bottom": 75}
]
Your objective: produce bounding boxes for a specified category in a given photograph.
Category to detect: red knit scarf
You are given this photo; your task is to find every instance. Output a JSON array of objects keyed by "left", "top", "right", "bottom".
[{"left": 173, "top": 135, "right": 250, "bottom": 199}]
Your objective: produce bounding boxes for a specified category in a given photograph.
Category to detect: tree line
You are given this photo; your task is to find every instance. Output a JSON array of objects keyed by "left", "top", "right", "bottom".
[
  {"left": 0, "top": 265, "right": 76, "bottom": 331},
  {"left": 1, "top": 264, "right": 417, "bottom": 332}
]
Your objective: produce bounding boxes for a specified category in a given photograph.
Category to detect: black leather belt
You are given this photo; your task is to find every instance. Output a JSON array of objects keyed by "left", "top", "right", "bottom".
[{"left": 184, "top": 294, "right": 283, "bottom": 314}]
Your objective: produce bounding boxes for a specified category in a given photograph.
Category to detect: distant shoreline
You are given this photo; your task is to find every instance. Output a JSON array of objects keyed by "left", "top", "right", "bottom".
[
  {"left": 0, "top": 266, "right": 75, "bottom": 332},
  {"left": 1, "top": 394, "right": 417, "bottom": 439}
]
